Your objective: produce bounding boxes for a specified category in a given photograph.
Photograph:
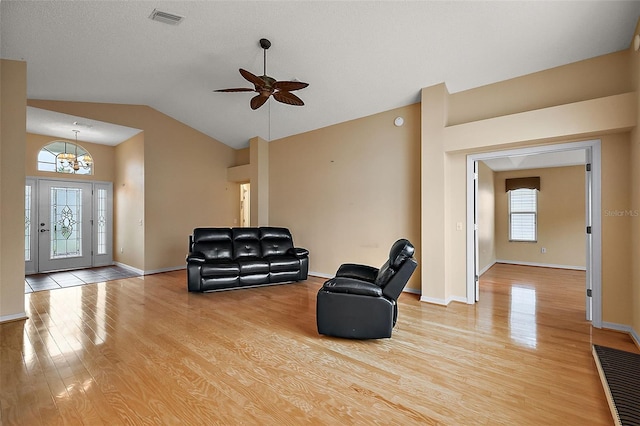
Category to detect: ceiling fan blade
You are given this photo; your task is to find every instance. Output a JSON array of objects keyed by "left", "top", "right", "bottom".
[
  {"left": 250, "top": 94, "right": 270, "bottom": 110},
  {"left": 273, "top": 81, "right": 309, "bottom": 92},
  {"left": 214, "top": 88, "right": 255, "bottom": 92},
  {"left": 273, "top": 91, "right": 304, "bottom": 106},
  {"left": 240, "top": 68, "right": 266, "bottom": 88}
]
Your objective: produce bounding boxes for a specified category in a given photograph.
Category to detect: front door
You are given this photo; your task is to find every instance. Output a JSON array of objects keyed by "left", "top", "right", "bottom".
[{"left": 37, "top": 180, "right": 93, "bottom": 272}]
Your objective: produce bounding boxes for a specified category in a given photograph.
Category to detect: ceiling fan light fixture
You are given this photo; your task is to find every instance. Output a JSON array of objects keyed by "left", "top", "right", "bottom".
[{"left": 215, "top": 38, "right": 309, "bottom": 110}]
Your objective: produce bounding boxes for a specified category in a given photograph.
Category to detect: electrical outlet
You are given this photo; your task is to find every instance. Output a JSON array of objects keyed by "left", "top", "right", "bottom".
[
  {"left": 541, "top": 247, "right": 547, "bottom": 254},
  {"left": 456, "top": 222, "right": 463, "bottom": 231}
]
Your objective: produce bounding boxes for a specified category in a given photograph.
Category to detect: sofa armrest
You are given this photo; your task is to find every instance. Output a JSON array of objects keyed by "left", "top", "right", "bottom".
[
  {"left": 321, "top": 278, "right": 383, "bottom": 297},
  {"left": 186, "top": 252, "right": 206, "bottom": 264},
  {"left": 336, "top": 263, "right": 379, "bottom": 283},
  {"left": 288, "top": 247, "right": 309, "bottom": 259}
]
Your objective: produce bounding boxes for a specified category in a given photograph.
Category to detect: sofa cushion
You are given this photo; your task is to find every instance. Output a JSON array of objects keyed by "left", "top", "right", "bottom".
[
  {"left": 260, "top": 227, "right": 294, "bottom": 257},
  {"left": 232, "top": 228, "right": 263, "bottom": 259},
  {"left": 193, "top": 228, "right": 233, "bottom": 260},
  {"left": 266, "top": 255, "right": 300, "bottom": 272},
  {"left": 240, "top": 274, "right": 270, "bottom": 286},
  {"left": 201, "top": 261, "right": 240, "bottom": 277},
  {"left": 237, "top": 258, "right": 269, "bottom": 275},
  {"left": 201, "top": 276, "right": 239, "bottom": 291}
]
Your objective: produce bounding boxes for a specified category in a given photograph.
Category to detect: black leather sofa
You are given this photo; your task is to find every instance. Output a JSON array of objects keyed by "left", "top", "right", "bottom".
[
  {"left": 186, "top": 227, "right": 309, "bottom": 292},
  {"left": 316, "top": 239, "right": 417, "bottom": 339}
]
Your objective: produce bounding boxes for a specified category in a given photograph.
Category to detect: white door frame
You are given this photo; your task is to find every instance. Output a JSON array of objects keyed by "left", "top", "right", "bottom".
[
  {"left": 465, "top": 139, "right": 602, "bottom": 328},
  {"left": 25, "top": 177, "right": 114, "bottom": 274}
]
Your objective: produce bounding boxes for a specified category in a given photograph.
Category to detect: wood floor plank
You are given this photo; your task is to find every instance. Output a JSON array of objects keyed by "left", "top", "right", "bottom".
[{"left": 1, "top": 264, "right": 637, "bottom": 425}]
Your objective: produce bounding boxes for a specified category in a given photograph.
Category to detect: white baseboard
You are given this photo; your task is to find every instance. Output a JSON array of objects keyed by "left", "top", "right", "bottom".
[
  {"left": 114, "top": 262, "right": 185, "bottom": 276},
  {"left": 114, "top": 262, "right": 144, "bottom": 275},
  {"left": 601, "top": 322, "right": 632, "bottom": 333},
  {"left": 0, "top": 312, "right": 28, "bottom": 324},
  {"left": 309, "top": 271, "right": 333, "bottom": 279},
  {"left": 495, "top": 260, "right": 586, "bottom": 271},
  {"left": 419, "top": 295, "right": 466, "bottom": 306},
  {"left": 479, "top": 261, "right": 496, "bottom": 276},
  {"left": 601, "top": 322, "right": 640, "bottom": 349},
  {"left": 631, "top": 328, "right": 640, "bottom": 349},
  {"left": 403, "top": 287, "right": 421, "bottom": 295},
  {"left": 143, "top": 265, "right": 186, "bottom": 275}
]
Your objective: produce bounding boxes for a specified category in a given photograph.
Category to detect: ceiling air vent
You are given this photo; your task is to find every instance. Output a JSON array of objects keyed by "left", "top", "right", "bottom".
[{"left": 149, "top": 9, "right": 184, "bottom": 25}]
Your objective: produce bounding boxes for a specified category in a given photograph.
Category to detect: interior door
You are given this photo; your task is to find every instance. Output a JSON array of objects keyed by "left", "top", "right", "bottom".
[{"left": 38, "top": 180, "right": 93, "bottom": 272}]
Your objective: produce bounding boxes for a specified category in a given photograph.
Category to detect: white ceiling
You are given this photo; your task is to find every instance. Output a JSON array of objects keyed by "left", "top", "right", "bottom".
[
  {"left": 482, "top": 149, "right": 586, "bottom": 171},
  {"left": 26, "top": 107, "right": 142, "bottom": 146},
  {"left": 2, "top": 1, "right": 640, "bottom": 149}
]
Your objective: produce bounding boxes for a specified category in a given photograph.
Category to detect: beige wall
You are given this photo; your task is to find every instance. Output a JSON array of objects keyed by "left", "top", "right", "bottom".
[
  {"left": 448, "top": 50, "right": 632, "bottom": 126},
  {"left": 26, "top": 133, "right": 116, "bottom": 182},
  {"left": 250, "top": 137, "right": 269, "bottom": 227},
  {"left": 0, "top": 59, "right": 27, "bottom": 322},
  {"left": 114, "top": 133, "right": 145, "bottom": 270},
  {"left": 494, "top": 166, "right": 585, "bottom": 268},
  {"left": 477, "top": 162, "right": 496, "bottom": 273},
  {"left": 269, "top": 104, "right": 422, "bottom": 292},
  {"left": 235, "top": 147, "right": 250, "bottom": 166},
  {"left": 421, "top": 46, "right": 638, "bottom": 325},
  {"left": 600, "top": 133, "right": 633, "bottom": 325},
  {"left": 631, "top": 20, "right": 640, "bottom": 342},
  {"left": 27, "top": 100, "right": 239, "bottom": 272}
]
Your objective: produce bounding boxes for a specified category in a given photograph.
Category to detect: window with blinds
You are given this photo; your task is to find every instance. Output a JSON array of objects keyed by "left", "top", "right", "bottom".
[{"left": 509, "top": 188, "right": 537, "bottom": 241}]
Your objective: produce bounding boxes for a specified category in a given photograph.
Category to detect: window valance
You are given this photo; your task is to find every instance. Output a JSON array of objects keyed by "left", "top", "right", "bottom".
[{"left": 505, "top": 177, "right": 540, "bottom": 192}]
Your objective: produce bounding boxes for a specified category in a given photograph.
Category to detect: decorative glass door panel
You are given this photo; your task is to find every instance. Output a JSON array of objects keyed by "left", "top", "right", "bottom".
[
  {"left": 51, "top": 187, "right": 82, "bottom": 258},
  {"left": 38, "top": 180, "right": 93, "bottom": 272}
]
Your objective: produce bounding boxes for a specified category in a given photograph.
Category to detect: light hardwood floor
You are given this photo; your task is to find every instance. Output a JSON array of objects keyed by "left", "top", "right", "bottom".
[{"left": 1, "top": 263, "right": 637, "bottom": 425}]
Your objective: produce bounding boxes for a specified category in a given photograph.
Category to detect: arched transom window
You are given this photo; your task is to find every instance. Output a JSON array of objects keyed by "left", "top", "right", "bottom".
[{"left": 38, "top": 140, "right": 94, "bottom": 175}]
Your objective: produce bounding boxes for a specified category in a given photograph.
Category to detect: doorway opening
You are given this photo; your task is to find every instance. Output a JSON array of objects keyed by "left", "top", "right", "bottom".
[
  {"left": 240, "top": 183, "right": 251, "bottom": 227},
  {"left": 25, "top": 178, "right": 114, "bottom": 275},
  {"left": 466, "top": 139, "right": 602, "bottom": 327}
]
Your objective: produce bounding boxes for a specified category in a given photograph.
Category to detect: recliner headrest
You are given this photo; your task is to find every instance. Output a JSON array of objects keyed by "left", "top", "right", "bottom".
[{"left": 389, "top": 239, "right": 415, "bottom": 269}]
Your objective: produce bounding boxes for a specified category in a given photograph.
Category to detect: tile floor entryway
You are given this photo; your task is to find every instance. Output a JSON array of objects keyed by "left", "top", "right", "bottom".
[{"left": 25, "top": 265, "right": 141, "bottom": 293}]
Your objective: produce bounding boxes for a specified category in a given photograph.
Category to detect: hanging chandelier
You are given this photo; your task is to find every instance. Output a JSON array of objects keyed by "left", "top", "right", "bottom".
[{"left": 57, "top": 130, "right": 93, "bottom": 172}]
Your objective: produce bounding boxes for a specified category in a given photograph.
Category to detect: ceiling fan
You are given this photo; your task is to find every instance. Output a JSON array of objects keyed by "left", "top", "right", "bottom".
[{"left": 215, "top": 38, "right": 309, "bottom": 110}]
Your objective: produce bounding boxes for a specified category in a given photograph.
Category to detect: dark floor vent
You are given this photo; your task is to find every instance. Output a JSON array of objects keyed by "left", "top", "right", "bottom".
[{"left": 592, "top": 345, "right": 640, "bottom": 426}]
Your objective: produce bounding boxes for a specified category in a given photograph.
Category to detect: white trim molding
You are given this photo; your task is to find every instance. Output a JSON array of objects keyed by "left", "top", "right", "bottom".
[
  {"left": 479, "top": 261, "right": 496, "bottom": 276},
  {"left": 309, "top": 271, "right": 333, "bottom": 279},
  {"left": 114, "top": 262, "right": 144, "bottom": 276},
  {"left": 143, "top": 265, "right": 186, "bottom": 275},
  {"left": 494, "top": 260, "right": 586, "bottom": 271},
  {"left": 601, "top": 322, "right": 640, "bottom": 349},
  {"left": 114, "top": 263, "right": 186, "bottom": 276},
  {"left": 403, "top": 287, "right": 421, "bottom": 295},
  {"left": 0, "top": 312, "right": 28, "bottom": 324},
  {"left": 420, "top": 295, "right": 467, "bottom": 306}
]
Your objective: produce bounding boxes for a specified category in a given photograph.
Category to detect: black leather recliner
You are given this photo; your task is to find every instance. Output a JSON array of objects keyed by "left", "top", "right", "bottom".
[{"left": 316, "top": 239, "right": 417, "bottom": 339}]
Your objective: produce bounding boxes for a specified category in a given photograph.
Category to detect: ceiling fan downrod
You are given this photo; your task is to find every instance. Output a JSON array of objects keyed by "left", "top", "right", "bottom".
[{"left": 260, "top": 38, "right": 271, "bottom": 76}]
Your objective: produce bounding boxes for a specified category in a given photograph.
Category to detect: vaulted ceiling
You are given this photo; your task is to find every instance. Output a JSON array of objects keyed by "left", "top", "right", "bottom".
[{"left": 2, "top": 1, "right": 639, "bottom": 149}]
